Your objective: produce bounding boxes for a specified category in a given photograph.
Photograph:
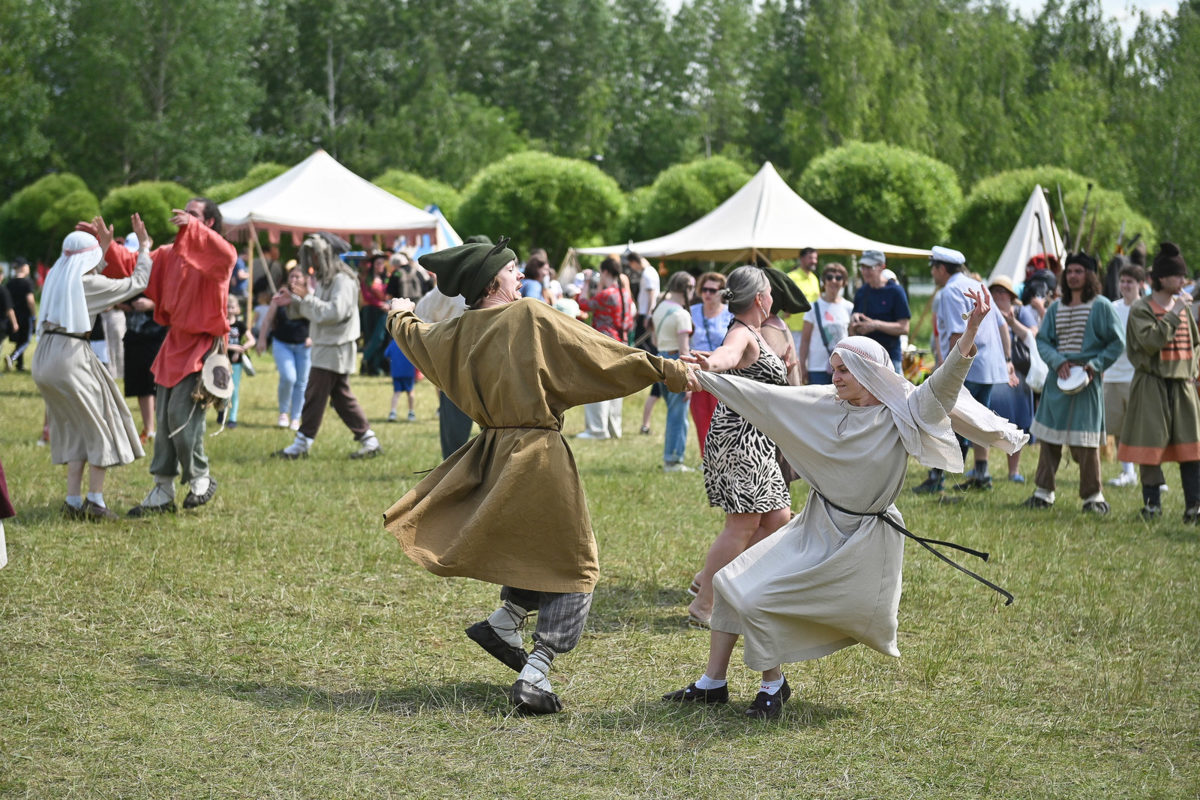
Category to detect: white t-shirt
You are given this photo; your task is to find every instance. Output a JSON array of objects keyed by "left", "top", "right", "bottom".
[
  {"left": 637, "top": 267, "right": 660, "bottom": 316},
  {"left": 803, "top": 297, "right": 852, "bottom": 371},
  {"left": 1104, "top": 297, "right": 1136, "bottom": 383},
  {"left": 651, "top": 300, "right": 693, "bottom": 353}
]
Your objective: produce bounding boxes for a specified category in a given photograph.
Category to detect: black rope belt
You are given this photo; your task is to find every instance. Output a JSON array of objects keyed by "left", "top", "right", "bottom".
[
  {"left": 820, "top": 494, "right": 1014, "bottom": 605},
  {"left": 44, "top": 329, "right": 91, "bottom": 341}
]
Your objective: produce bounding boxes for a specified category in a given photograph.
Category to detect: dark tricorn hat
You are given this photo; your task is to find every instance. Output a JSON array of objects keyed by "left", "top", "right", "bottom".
[
  {"left": 1066, "top": 251, "right": 1099, "bottom": 273},
  {"left": 418, "top": 237, "right": 517, "bottom": 305},
  {"left": 761, "top": 266, "right": 811, "bottom": 315}
]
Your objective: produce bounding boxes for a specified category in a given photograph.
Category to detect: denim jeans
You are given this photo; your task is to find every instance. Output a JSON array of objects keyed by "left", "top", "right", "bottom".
[
  {"left": 661, "top": 354, "right": 689, "bottom": 465},
  {"left": 273, "top": 340, "right": 312, "bottom": 418}
]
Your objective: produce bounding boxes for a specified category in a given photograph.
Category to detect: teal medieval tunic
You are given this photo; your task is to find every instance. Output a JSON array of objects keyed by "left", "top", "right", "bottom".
[
  {"left": 1117, "top": 296, "right": 1200, "bottom": 464},
  {"left": 1031, "top": 296, "right": 1124, "bottom": 448}
]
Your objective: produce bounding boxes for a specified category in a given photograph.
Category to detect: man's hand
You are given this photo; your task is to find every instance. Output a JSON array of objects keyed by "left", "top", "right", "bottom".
[
  {"left": 77, "top": 216, "right": 114, "bottom": 253},
  {"left": 389, "top": 297, "right": 416, "bottom": 314},
  {"left": 169, "top": 208, "right": 193, "bottom": 228},
  {"left": 272, "top": 289, "right": 292, "bottom": 307},
  {"left": 1057, "top": 362, "right": 1072, "bottom": 380},
  {"left": 130, "top": 213, "right": 151, "bottom": 252}
]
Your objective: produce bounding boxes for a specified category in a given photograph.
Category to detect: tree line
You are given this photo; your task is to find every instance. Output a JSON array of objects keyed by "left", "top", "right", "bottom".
[{"left": 3, "top": 0, "right": 1199, "bottom": 260}]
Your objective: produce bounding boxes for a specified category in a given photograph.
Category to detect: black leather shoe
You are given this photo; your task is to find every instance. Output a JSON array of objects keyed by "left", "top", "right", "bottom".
[
  {"left": 662, "top": 682, "right": 729, "bottom": 704},
  {"left": 465, "top": 621, "right": 528, "bottom": 672},
  {"left": 510, "top": 680, "right": 563, "bottom": 715},
  {"left": 182, "top": 477, "right": 217, "bottom": 509},
  {"left": 745, "top": 679, "right": 791, "bottom": 720},
  {"left": 127, "top": 500, "right": 176, "bottom": 517}
]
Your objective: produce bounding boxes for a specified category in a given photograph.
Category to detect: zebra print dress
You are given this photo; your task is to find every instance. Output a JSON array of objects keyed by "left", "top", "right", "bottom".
[{"left": 702, "top": 323, "right": 791, "bottom": 513}]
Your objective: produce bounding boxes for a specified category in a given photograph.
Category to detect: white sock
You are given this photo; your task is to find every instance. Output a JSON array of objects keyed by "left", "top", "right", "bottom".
[
  {"left": 695, "top": 674, "right": 726, "bottom": 690},
  {"left": 1034, "top": 488, "right": 1055, "bottom": 503},
  {"left": 1083, "top": 492, "right": 1106, "bottom": 505},
  {"left": 0, "top": 520, "right": 7, "bottom": 570},
  {"left": 190, "top": 476, "right": 211, "bottom": 497},
  {"left": 86, "top": 492, "right": 105, "bottom": 508},
  {"left": 759, "top": 675, "right": 786, "bottom": 696},
  {"left": 65, "top": 495, "right": 83, "bottom": 509},
  {"left": 1122, "top": 462, "right": 1136, "bottom": 476},
  {"left": 487, "top": 601, "right": 528, "bottom": 649}
]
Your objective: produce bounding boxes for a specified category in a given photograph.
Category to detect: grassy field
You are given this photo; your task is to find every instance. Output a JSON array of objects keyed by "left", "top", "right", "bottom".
[{"left": 1, "top": 351, "right": 1198, "bottom": 799}]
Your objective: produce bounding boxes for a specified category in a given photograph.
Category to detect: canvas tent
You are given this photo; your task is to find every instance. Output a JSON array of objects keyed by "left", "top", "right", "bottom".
[
  {"left": 219, "top": 150, "right": 439, "bottom": 249},
  {"left": 575, "top": 162, "right": 932, "bottom": 262},
  {"left": 987, "top": 185, "right": 1065, "bottom": 286}
]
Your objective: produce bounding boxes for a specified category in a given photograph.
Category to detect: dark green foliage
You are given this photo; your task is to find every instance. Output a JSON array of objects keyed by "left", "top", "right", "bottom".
[
  {"left": 100, "top": 182, "right": 196, "bottom": 244},
  {"left": 951, "top": 167, "right": 1156, "bottom": 273},
  {"left": 0, "top": 174, "right": 100, "bottom": 262},
  {"left": 620, "top": 156, "right": 753, "bottom": 242},
  {"left": 372, "top": 170, "right": 464, "bottom": 224},
  {"left": 797, "top": 141, "right": 962, "bottom": 252},
  {"left": 205, "top": 164, "right": 290, "bottom": 205},
  {"left": 456, "top": 152, "right": 626, "bottom": 262}
]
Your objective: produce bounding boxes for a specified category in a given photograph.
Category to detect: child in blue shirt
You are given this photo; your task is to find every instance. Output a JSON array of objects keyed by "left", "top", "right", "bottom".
[{"left": 385, "top": 338, "right": 417, "bottom": 422}]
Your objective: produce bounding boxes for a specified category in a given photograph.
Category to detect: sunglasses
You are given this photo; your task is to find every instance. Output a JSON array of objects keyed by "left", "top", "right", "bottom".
[
  {"left": 700, "top": 286, "right": 721, "bottom": 294},
  {"left": 824, "top": 274, "right": 845, "bottom": 282}
]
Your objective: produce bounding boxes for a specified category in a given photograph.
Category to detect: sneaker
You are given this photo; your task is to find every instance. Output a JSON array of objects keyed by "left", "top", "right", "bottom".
[
  {"left": 1008, "top": 473, "right": 1026, "bottom": 483},
  {"left": 663, "top": 463, "right": 693, "bottom": 473},
  {"left": 407, "top": 411, "right": 416, "bottom": 422},
  {"left": 574, "top": 431, "right": 609, "bottom": 440},
  {"left": 1140, "top": 505, "right": 1162, "bottom": 520},
  {"left": 289, "top": 418, "right": 300, "bottom": 431},
  {"left": 1022, "top": 494, "right": 1052, "bottom": 509},
  {"left": 1107, "top": 472, "right": 1137, "bottom": 488},
  {"left": 912, "top": 476, "right": 944, "bottom": 495},
  {"left": 225, "top": 420, "right": 237, "bottom": 430},
  {"left": 1081, "top": 499, "right": 1110, "bottom": 515},
  {"left": 662, "top": 682, "right": 729, "bottom": 704},
  {"left": 745, "top": 679, "right": 791, "bottom": 720},
  {"left": 277, "top": 413, "right": 290, "bottom": 428},
  {"left": 387, "top": 411, "right": 398, "bottom": 422},
  {"left": 350, "top": 433, "right": 381, "bottom": 460},
  {"left": 183, "top": 477, "right": 218, "bottom": 509}
]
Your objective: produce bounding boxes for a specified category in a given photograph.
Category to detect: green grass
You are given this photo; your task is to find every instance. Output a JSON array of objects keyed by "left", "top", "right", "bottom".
[{"left": 2, "top": 352, "right": 1198, "bottom": 798}]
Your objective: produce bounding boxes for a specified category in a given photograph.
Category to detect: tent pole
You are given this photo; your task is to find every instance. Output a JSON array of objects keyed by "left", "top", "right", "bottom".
[{"left": 245, "top": 221, "right": 259, "bottom": 336}]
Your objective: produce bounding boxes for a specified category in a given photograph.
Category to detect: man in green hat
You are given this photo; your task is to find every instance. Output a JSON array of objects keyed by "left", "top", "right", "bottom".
[{"left": 383, "top": 238, "right": 699, "bottom": 715}]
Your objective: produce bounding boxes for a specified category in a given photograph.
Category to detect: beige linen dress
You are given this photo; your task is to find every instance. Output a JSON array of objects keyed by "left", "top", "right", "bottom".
[
  {"left": 698, "top": 346, "right": 975, "bottom": 670},
  {"left": 33, "top": 253, "right": 151, "bottom": 467},
  {"left": 384, "top": 298, "right": 691, "bottom": 594}
]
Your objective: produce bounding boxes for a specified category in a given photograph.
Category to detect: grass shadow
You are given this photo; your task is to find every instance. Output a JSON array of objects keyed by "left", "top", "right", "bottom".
[
  {"left": 584, "top": 697, "right": 854, "bottom": 739},
  {"left": 134, "top": 657, "right": 512, "bottom": 716}
]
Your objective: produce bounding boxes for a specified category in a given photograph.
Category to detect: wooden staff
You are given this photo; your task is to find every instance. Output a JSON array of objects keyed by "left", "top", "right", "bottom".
[
  {"left": 1073, "top": 182, "right": 1094, "bottom": 253},
  {"left": 1057, "top": 184, "right": 1072, "bottom": 250}
]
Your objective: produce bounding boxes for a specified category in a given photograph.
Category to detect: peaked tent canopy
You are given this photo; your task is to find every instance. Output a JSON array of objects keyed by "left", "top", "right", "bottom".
[
  {"left": 987, "top": 185, "right": 1065, "bottom": 286},
  {"left": 219, "top": 150, "right": 438, "bottom": 247},
  {"left": 576, "top": 162, "right": 932, "bottom": 262}
]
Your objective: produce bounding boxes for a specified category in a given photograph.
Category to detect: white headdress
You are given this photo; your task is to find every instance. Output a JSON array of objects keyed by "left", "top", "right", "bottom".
[
  {"left": 37, "top": 231, "right": 104, "bottom": 335},
  {"left": 832, "top": 335, "right": 1027, "bottom": 471}
]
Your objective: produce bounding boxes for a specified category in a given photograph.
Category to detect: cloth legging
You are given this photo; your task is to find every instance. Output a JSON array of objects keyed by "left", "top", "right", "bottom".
[
  {"left": 272, "top": 340, "right": 311, "bottom": 418},
  {"left": 500, "top": 586, "right": 593, "bottom": 655},
  {"left": 298, "top": 367, "right": 370, "bottom": 441},
  {"left": 1140, "top": 461, "right": 1200, "bottom": 509},
  {"left": 1034, "top": 442, "right": 1101, "bottom": 500}
]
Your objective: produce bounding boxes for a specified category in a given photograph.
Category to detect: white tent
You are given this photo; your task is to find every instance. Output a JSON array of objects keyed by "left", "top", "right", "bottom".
[
  {"left": 576, "top": 162, "right": 932, "bottom": 262},
  {"left": 987, "top": 185, "right": 1065, "bottom": 286},
  {"left": 220, "top": 150, "right": 439, "bottom": 247}
]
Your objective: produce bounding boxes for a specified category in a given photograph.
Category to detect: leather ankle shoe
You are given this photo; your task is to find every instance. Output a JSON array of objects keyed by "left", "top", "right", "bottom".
[
  {"left": 465, "top": 621, "right": 528, "bottom": 672},
  {"left": 511, "top": 679, "right": 563, "bottom": 715},
  {"left": 662, "top": 682, "right": 728, "bottom": 704},
  {"left": 745, "top": 679, "right": 791, "bottom": 720}
]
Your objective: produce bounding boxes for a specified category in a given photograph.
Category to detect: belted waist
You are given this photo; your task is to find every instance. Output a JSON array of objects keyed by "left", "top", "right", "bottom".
[{"left": 44, "top": 328, "right": 91, "bottom": 341}]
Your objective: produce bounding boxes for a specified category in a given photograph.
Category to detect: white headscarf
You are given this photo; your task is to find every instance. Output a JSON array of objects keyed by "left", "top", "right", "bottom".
[
  {"left": 37, "top": 231, "right": 104, "bottom": 335},
  {"left": 832, "top": 335, "right": 1028, "bottom": 471}
]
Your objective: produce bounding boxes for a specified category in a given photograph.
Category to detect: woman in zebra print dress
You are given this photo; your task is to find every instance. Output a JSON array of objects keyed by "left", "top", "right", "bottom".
[{"left": 685, "top": 266, "right": 792, "bottom": 628}]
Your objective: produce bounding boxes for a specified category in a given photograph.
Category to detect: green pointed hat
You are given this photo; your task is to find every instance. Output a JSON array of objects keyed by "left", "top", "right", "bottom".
[
  {"left": 418, "top": 237, "right": 517, "bottom": 305},
  {"left": 762, "top": 266, "right": 811, "bottom": 315}
]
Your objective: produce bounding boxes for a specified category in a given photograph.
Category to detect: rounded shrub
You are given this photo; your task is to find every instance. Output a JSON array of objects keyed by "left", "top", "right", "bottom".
[
  {"left": 0, "top": 173, "right": 100, "bottom": 262},
  {"left": 373, "top": 169, "right": 464, "bottom": 224},
  {"left": 797, "top": 141, "right": 962, "bottom": 256},
  {"left": 620, "top": 156, "right": 753, "bottom": 242},
  {"left": 100, "top": 181, "right": 196, "bottom": 244},
  {"left": 456, "top": 152, "right": 626, "bottom": 262},
  {"left": 951, "top": 166, "right": 1157, "bottom": 271}
]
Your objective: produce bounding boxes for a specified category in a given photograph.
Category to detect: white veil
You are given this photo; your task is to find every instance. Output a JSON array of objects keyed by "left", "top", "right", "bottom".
[
  {"left": 832, "top": 336, "right": 1028, "bottom": 471},
  {"left": 37, "top": 231, "right": 104, "bottom": 335}
]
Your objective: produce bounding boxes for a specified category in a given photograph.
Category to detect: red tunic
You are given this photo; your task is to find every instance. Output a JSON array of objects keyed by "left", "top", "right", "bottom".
[{"left": 104, "top": 222, "right": 236, "bottom": 388}]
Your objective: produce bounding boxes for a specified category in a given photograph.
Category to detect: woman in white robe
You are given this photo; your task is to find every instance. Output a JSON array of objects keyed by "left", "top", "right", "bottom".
[
  {"left": 665, "top": 287, "right": 1027, "bottom": 719},
  {"left": 33, "top": 218, "right": 153, "bottom": 520}
]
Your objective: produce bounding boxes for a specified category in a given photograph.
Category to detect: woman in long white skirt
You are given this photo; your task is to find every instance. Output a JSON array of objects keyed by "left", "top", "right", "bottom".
[
  {"left": 665, "top": 287, "right": 1026, "bottom": 719},
  {"left": 32, "top": 217, "right": 153, "bottom": 520}
]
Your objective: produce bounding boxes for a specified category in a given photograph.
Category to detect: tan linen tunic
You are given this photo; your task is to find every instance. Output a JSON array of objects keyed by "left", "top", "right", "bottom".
[
  {"left": 698, "top": 346, "right": 974, "bottom": 670},
  {"left": 384, "top": 298, "right": 690, "bottom": 593},
  {"left": 33, "top": 253, "right": 151, "bottom": 467}
]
